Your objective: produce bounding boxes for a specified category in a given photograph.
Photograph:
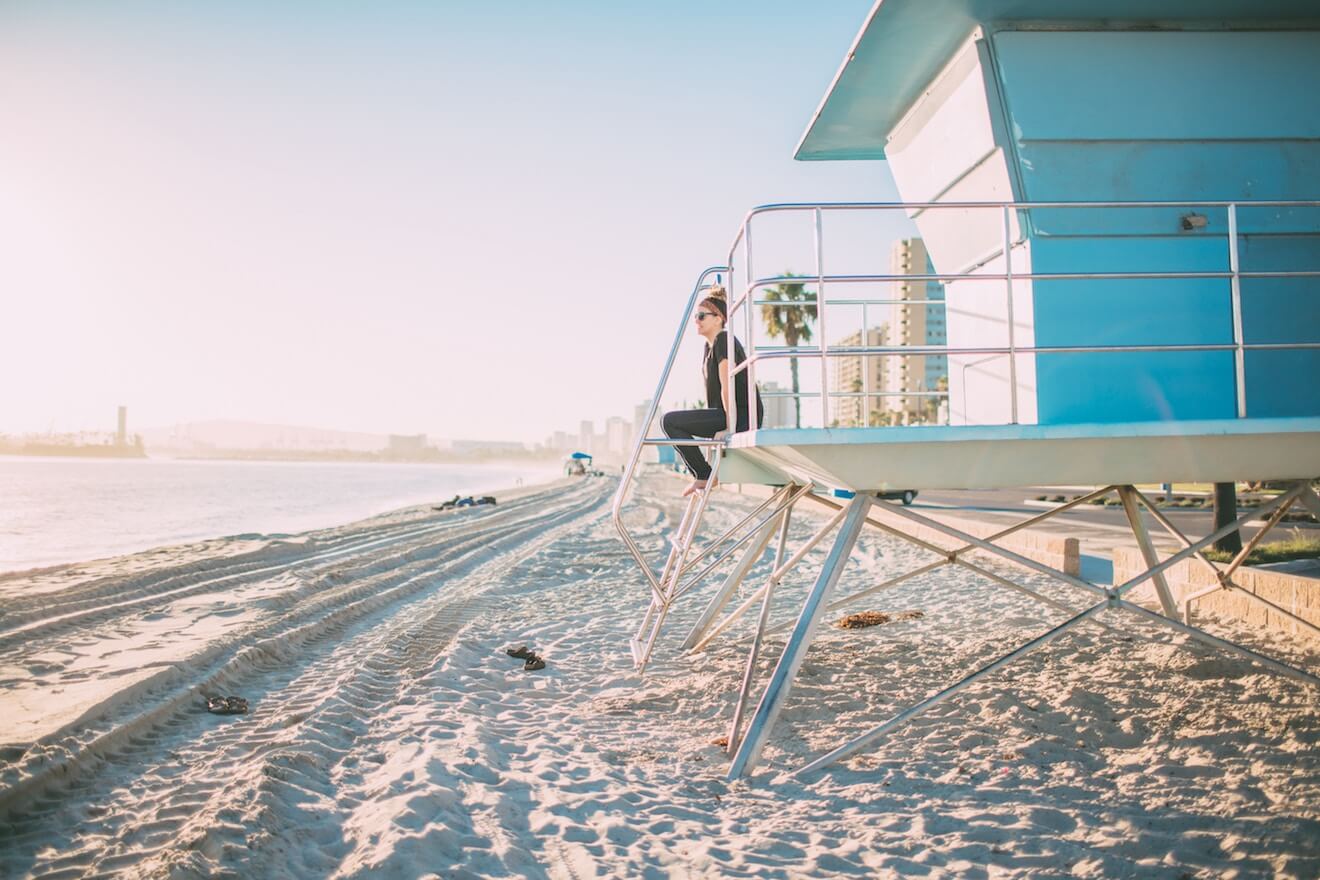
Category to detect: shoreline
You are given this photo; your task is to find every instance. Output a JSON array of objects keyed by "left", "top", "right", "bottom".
[{"left": 0, "top": 463, "right": 570, "bottom": 580}]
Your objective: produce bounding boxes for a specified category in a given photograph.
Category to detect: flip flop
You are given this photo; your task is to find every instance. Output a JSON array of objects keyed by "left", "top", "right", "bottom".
[
  {"left": 505, "top": 646, "right": 535, "bottom": 660},
  {"left": 524, "top": 657, "right": 546, "bottom": 671}
]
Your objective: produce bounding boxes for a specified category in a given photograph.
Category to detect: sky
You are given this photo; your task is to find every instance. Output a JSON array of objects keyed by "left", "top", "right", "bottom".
[{"left": 0, "top": 0, "right": 905, "bottom": 444}]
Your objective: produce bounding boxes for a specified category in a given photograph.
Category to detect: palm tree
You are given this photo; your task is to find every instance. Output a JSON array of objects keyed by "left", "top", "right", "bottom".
[
  {"left": 760, "top": 273, "right": 818, "bottom": 428},
  {"left": 1212, "top": 482, "right": 1243, "bottom": 554}
]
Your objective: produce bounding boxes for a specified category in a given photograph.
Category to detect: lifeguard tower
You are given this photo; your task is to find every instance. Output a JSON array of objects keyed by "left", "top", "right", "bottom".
[{"left": 614, "top": 0, "right": 1320, "bottom": 780}]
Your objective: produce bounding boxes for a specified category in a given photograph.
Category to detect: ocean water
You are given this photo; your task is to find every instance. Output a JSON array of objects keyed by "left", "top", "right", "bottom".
[{"left": 0, "top": 455, "right": 563, "bottom": 573}]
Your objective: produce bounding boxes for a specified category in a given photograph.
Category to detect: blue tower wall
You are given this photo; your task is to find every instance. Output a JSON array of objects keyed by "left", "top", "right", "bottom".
[{"left": 991, "top": 29, "right": 1320, "bottom": 423}]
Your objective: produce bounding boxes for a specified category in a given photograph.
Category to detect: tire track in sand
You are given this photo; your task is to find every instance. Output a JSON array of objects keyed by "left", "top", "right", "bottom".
[
  {"left": 0, "top": 490, "right": 555, "bottom": 652},
  {"left": 0, "top": 479, "right": 610, "bottom": 868}
]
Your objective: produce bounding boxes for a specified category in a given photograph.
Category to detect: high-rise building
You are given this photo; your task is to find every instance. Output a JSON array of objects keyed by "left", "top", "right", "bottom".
[
  {"left": 884, "top": 238, "right": 949, "bottom": 424},
  {"left": 829, "top": 328, "right": 888, "bottom": 427},
  {"left": 758, "top": 381, "right": 796, "bottom": 429},
  {"left": 605, "top": 416, "right": 630, "bottom": 458},
  {"left": 632, "top": 400, "right": 651, "bottom": 440}
]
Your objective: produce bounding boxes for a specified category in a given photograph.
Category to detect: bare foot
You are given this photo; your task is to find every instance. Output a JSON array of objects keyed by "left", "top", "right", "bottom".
[{"left": 682, "top": 479, "right": 708, "bottom": 497}]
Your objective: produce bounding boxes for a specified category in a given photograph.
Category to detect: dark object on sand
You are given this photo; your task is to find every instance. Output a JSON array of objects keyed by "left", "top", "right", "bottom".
[
  {"left": 836, "top": 609, "right": 925, "bottom": 629},
  {"left": 504, "top": 645, "right": 545, "bottom": 670},
  {"left": 435, "top": 494, "right": 496, "bottom": 511},
  {"left": 207, "top": 696, "right": 249, "bottom": 715}
]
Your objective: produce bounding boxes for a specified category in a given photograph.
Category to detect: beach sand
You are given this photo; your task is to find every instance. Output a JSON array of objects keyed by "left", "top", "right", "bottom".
[{"left": 1, "top": 472, "right": 1318, "bottom": 878}]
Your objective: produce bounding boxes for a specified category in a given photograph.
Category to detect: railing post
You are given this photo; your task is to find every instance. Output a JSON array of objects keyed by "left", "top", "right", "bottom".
[
  {"left": 734, "top": 221, "right": 751, "bottom": 437},
  {"left": 862, "top": 302, "right": 870, "bottom": 427},
  {"left": 1227, "top": 203, "right": 1247, "bottom": 418},
  {"left": 815, "top": 207, "right": 829, "bottom": 427},
  {"left": 746, "top": 255, "right": 757, "bottom": 432},
  {"left": 1003, "top": 205, "right": 1019, "bottom": 424}
]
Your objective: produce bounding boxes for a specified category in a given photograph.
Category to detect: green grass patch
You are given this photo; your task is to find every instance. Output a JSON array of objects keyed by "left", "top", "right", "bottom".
[{"left": 1203, "top": 532, "right": 1320, "bottom": 566}]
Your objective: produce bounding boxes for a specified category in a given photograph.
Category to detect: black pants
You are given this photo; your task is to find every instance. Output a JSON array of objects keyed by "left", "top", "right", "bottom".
[{"left": 662, "top": 409, "right": 733, "bottom": 481}]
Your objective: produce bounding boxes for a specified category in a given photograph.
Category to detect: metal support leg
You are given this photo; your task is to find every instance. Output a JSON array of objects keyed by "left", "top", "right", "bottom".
[
  {"left": 777, "top": 481, "right": 1320, "bottom": 780},
  {"left": 797, "top": 600, "right": 1109, "bottom": 777},
  {"left": 767, "top": 497, "right": 1139, "bottom": 642},
  {"left": 671, "top": 484, "right": 814, "bottom": 603},
  {"left": 1118, "top": 485, "right": 1179, "bottom": 617},
  {"left": 692, "top": 504, "right": 850, "bottom": 654},
  {"left": 728, "top": 493, "right": 874, "bottom": 779},
  {"left": 683, "top": 485, "right": 795, "bottom": 650},
  {"left": 1133, "top": 484, "right": 1319, "bottom": 635},
  {"left": 878, "top": 502, "right": 1107, "bottom": 599},
  {"left": 1118, "top": 600, "right": 1320, "bottom": 688},
  {"left": 727, "top": 502, "right": 795, "bottom": 755},
  {"left": 1114, "top": 486, "right": 1302, "bottom": 599}
]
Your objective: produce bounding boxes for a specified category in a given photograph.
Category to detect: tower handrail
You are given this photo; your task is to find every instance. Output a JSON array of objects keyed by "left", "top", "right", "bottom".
[
  {"left": 612, "top": 266, "right": 729, "bottom": 598},
  {"left": 717, "top": 198, "right": 1320, "bottom": 430}
]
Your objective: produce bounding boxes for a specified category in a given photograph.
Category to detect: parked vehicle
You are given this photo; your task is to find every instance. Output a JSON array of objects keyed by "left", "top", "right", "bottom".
[{"left": 831, "top": 488, "right": 917, "bottom": 506}]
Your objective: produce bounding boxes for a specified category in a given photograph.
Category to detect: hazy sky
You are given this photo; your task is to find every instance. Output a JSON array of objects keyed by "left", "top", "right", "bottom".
[{"left": 1, "top": 0, "right": 903, "bottom": 443}]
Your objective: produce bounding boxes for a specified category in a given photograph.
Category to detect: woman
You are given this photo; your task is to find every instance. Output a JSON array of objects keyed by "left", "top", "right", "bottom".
[{"left": 662, "top": 287, "right": 764, "bottom": 497}]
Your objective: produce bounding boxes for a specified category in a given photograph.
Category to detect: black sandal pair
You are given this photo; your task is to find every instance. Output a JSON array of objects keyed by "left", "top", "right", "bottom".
[
  {"left": 505, "top": 645, "right": 546, "bottom": 671},
  {"left": 206, "top": 695, "right": 249, "bottom": 715}
]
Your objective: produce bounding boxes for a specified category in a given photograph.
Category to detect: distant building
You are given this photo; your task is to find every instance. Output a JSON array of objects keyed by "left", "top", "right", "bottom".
[
  {"left": 884, "top": 238, "right": 948, "bottom": 424},
  {"left": 450, "top": 438, "right": 528, "bottom": 455},
  {"left": 829, "top": 328, "right": 888, "bottom": 427},
  {"left": 387, "top": 433, "right": 428, "bottom": 455},
  {"left": 632, "top": 400, "right": 651, "bottom": 443},
  {"left": 116, "top": 406, "right": 128, "bottom": 446},
  {"left": 604, "top": 416, "right": 631, "bottom": 459},
  {"left": 579, "top": 420, "right": 595, "bottom": 456},
  {"left": 759, "top": 381, "right": 796, "bottom": 429}
]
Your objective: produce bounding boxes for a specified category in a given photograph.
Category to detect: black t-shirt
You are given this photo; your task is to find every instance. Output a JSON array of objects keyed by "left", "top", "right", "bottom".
[{"left": 704, "top": 330, "right": 764, "bottom": 431}]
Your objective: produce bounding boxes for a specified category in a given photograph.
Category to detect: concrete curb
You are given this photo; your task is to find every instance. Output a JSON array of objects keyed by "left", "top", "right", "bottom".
[{"left": 1114, "top": 546, "right": 1320, "bottom": 642}]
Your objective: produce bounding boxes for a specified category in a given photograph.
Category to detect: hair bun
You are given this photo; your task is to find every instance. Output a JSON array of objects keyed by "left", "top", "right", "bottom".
[{"left": 707, "top": 283, "right": 727, "bottom": 302}]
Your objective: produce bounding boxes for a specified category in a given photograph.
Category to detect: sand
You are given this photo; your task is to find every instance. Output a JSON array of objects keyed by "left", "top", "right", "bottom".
[{"left": 1, "top": 471, "right": 1318, "bottom": 878}]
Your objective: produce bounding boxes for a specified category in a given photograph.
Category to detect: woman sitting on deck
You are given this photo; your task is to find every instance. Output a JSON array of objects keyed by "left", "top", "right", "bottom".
[{"left": 663, "top": 287, "right": 764, "bottom": 497}]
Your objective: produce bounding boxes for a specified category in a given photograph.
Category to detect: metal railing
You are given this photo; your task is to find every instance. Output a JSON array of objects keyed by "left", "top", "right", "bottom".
[
  {"left": 717, "top": 199, "right": 1320, "bottom": 433},
  {"left": 611, "top": 266, "right": 728, "bottom": 597},
  {"left": 612, "top": 199, "right": 1319, "bottom": 603}
]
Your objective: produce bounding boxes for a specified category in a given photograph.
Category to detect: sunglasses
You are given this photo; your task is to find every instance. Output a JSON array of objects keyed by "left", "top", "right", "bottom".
[{"left": 694, "top": 311, "right": 720, "bottom": 321}]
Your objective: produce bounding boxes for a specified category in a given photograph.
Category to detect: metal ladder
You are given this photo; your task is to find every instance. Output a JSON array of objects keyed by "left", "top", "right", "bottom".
[
  {"left": 626, "top": 449, "right": 723, "bottom": 668},
  {"left": 612, "top": 266, "right": 732, "bottom": 671}
]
